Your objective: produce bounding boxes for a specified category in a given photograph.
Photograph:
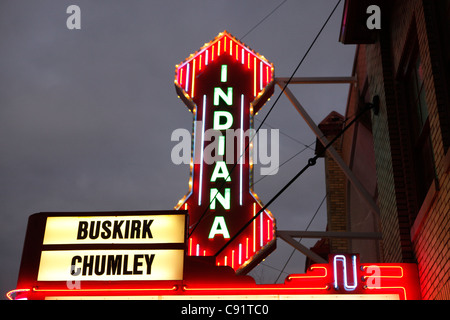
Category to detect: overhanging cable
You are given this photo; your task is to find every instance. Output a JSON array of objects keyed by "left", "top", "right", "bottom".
[
  {"left": 240, "top": 0, "right": 289, "bottom": 41},
  {"left": 250, "top": 140, "right": 316, "bottom": 187},
  {"left": 254, "top": 118, "right": 315, "bottom": 149},
  {"left": 273, "top": 192, "right": 327, "bottom": 283},
  {"left": 253, "top": 0, "right": 342, "bottom": 136}
]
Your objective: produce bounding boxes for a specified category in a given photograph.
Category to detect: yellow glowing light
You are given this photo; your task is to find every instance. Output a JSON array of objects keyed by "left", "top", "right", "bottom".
[
  {"left": 37, "top": 249, "right": 184, "bottom": 281},
  {"left": 43, "top": 214, "right": 185, "bottom": 245},
  {"left": 232, "top": 250, "right": 235, "bottom": 269}
]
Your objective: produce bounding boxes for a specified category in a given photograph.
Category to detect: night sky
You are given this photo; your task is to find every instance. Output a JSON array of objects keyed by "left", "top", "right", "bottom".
[{"left": 0, "top": 0, "right": 355, "bottom": 297}]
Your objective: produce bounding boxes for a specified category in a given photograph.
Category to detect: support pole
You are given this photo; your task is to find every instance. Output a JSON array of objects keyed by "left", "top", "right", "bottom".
[
  {"left": 275, "top": 76, "right": 357, "bottom": 84},
  {"left": 276, "top": 230, "right": 382, "bottom": 264},
  {"left": 277, "top": 230, "right": 382, "bottom": 240},
  {"left": 277, "top": 231, "right": 328, "bottom": 264},
  {"left": 275, "top": 79, "right": 381, "bottom": 221}
]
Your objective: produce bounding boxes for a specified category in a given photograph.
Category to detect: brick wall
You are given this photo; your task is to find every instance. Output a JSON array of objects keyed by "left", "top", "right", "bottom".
[
  {"left": 361, "top": 0, "right": 449, "bottom": 300},
  {"left": 319, "top": 113, "right": 349, "bottom": 253},
  {"left": 341, "top": 45, "right": 381, "bottom": 263},
  {"left": 366, "top": 38, "right": 405, "bottom": 263},
  {"left": 410, "top": 0, "right": 450, "bottom": 300}
]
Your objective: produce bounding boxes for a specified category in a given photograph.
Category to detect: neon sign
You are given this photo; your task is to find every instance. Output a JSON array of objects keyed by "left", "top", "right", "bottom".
[
  {"left": 333, "top": 254, "right": 358, "bottom": 291},
  {"left": 10, "top": 211, "right": 187, "bottom": 295},
  {"left": 7, "top": 32, "right": 422, "bottom": 300},
  {"left": 174, "top": 31, "right": 276, "bottom": 274}
]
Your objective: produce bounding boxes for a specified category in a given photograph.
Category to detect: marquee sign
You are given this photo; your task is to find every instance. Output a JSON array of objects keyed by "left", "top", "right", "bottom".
[
  {"left": 12, "top": 211, "right": 187, "bottom": 291},
  {"left": 174, "top": 31, "right": 276, "bottom": 274}
]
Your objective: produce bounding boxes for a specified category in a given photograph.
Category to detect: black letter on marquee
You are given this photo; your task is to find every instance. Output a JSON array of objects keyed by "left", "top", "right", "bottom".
[
  {"left": 122, "top": 255, "right": 133, "bottom": 275},
  {"left": 77, "top": 221, "right": 88, "bottom": 239},
  {"left": 107, "top": 255, "right": 122, "bottom": 275},
  {"left": 133, "top": 254, "right": 144, "bottom": 275},
  {"left": 89, "top": 221, "right": 100, "bottom": 239},
  {"left": 142, "top": 220, "right": 153, "bottom": 239},
  {"left": 145, "top": 254, "right": 155, "bottom": 275},
  {"left": 71, "top": 256, "right": 82, "bottom": 276},
  {"left": 82, "top": 255, "right": 94, "bottom": 276},
  {"left": 101, "top": 220, "right": 112, "bottom": 239},
  {"left": 112, "top": 220, "right": 124, "bottom": 239},
  {"left": 94, "top": 255, "right": 106, "bottom": 276},
  {"left": 130, "top": 220, "right": 141, "bottom": 239}
]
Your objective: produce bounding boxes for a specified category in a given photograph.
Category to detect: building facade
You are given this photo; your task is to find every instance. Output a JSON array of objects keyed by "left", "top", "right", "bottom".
[{"left": 314, "top": 0, "right": 449, "bottom": 300}]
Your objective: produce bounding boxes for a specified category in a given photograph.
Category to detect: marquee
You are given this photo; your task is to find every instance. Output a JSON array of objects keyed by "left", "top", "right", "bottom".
[{"left": 7, "top": 31, "right": 421, "bottom": 301}]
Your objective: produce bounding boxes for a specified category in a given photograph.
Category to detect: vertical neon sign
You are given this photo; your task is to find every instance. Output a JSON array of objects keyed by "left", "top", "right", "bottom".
[{"left": 174, "top": 31, "right": 276, "bottom": 274}]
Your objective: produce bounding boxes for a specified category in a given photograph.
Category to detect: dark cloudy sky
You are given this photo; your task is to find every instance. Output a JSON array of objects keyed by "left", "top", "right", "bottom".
[{"left": 0, "top": 0, "right": 355, "bottom": 297}]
